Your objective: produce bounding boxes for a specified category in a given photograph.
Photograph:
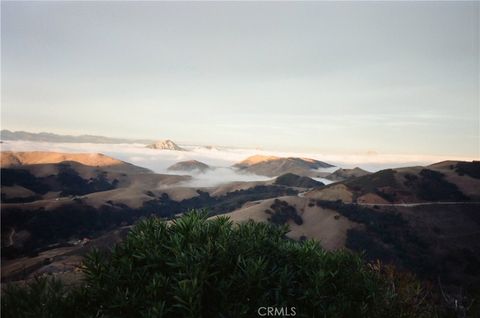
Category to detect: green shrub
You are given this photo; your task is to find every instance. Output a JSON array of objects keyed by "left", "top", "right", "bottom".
[
  {"left": 2, "top": 211, "right": 442, "bottom": 317},
  {"left": 1, "top": 276, "right": 86, "bottom": 318}
]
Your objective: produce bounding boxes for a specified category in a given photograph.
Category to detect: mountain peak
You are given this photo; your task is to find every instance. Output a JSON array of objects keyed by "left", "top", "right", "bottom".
[
  {"left": 237, "top": 155, "right": 280, "bottom": 166},
  {"left": 146, "top": 140, "right": 185, "bottom": 151}
]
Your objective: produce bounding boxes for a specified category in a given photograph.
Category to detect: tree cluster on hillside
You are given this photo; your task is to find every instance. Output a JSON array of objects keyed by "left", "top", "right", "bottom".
[{"left": 265, "top": 199, "right": 303, "bottom": 225}]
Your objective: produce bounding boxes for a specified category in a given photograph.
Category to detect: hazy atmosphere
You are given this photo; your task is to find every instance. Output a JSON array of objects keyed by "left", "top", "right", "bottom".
[
  {"left": 2, "top": 3, "right": 480, "bottom": 316},
  {"left": 2, "top": 1, "right": 479, "bottom": 159}
]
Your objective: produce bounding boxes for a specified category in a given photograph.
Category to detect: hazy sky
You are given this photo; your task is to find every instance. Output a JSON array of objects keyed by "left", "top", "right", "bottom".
[{"left": 2, "top": 1, "right": 479, "bottom": 157}]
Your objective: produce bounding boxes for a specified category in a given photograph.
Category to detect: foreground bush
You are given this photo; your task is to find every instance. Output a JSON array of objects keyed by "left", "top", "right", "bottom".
[{"left": 2, "top": 211, "right": 441, "bottom": 317}]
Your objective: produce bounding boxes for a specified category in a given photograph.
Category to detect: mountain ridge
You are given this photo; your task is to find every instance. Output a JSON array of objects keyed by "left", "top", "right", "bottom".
[
  {"left": 1, "top": 151, "right": 150, "bottom": 173},
  {"left": 1, "top": 129, "right": 155, "bottom": 144}
]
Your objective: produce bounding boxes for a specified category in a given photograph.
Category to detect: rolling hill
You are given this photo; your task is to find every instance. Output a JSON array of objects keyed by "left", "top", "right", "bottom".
[
  {"left": 1, "top": 151, "right": 150, "bottom": 174},
  {"left": 233, "top": 155, "right": 334, "bottom": 177},
  {"left": 305, "top": 161, "right": 480, "bottom": 204},
  {"left": 325, "top": 167, "right": 370, "bottom": 182},
  {"left": 274, "top": 173, "right": 324, "bottom": 188},
  {"left": 167, "top": 160, "right": 210, "bottom": 172}
]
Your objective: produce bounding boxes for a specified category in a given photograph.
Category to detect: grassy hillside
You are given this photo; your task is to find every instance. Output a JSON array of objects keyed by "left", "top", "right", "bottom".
[
  {"left": 1, "top": 186, "right": 297, "bottom": 259},
  {"left": 326, "top": 167, "right": 371, "bottom": 181},
  {"left": 338, "top": 167, "right": 472, "bottom": 203},
  {"left": 233, "top": 155, "right": 334, "bottom": 177},
  {"left": 314, "top": 199, "right": 480, "bottom": 306}
]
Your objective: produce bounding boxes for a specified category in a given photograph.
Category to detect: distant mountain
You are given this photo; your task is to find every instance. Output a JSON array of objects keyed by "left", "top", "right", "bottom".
[
  {"left": 167, "top": 160, "right": 210, "bottom": 172},
  {"left": 146, "top": 140, "right": 185, "bottom": 151},
  {"left": 1, "top": 130, "right": 154, "bottom": 144},
  {"left": 326, "top": 167, "right": 370, "bottom": 182},
  {"left": 233, "top": 155, "right": 334, "bottom": 177},
  {"left": 274, "top": 173, "right": 324, "bottom": 188}
]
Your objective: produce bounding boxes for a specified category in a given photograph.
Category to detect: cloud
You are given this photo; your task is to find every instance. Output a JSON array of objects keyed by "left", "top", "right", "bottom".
[
  {"left": 175, "top": 168, "right": 272, "bottom": 188},
  {"left": 2, "top": 140, "right": 476, "bottom": 185}
]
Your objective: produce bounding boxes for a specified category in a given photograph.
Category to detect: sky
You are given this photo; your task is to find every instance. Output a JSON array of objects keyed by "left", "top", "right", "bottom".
[{"left": 2, "top": 1, "right": 479, "bottom": 159}]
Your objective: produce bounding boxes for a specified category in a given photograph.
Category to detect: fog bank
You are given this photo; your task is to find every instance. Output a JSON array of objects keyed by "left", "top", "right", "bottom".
[{"left": 2, "top": 140, "right": 473, "bottom": 186}]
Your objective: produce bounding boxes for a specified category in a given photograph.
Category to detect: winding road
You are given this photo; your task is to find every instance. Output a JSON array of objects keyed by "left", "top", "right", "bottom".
[
  {"left": 297, "top": 191, "right": 480, "bottom": 207},
  {"left": 355, "top": 201, "right": 480, "bottom": 207}
]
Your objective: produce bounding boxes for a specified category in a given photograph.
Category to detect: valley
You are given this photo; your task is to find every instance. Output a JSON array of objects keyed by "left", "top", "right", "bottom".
[
  {"left": 2, "top": 146, "right": 479, "bottom": 303},
  {"left": 2, "top": 3, "right": 478, "bottom": 315}
]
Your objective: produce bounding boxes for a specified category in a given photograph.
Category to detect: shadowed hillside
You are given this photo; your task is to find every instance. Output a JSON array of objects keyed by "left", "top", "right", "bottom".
[
  {"left": 326, "top": 167, "right": 371, "bottom": 181},
  {"left": 274, "top": 173, "right": 324, "bottom": 188},
  {"left": 306, "top": 161, "right": 480, "bottom": 204}
]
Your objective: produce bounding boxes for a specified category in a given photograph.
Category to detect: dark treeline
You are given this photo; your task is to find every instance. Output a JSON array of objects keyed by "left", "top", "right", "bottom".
[{"left": 1, "top": 185, "right": 297, "bottom": 259}]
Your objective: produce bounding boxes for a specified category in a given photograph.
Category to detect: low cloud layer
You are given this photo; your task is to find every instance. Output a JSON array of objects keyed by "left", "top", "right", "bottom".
[
  {"left": 174, "top": 167, "right": 272, "bottom": 188},
  {"left": 1, "top": 140, "right": 473, "bottom": 186}
]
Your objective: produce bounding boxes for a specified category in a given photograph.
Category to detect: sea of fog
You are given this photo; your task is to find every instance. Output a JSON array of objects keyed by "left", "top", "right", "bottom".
[{"left": 1, "top": 140, "right": 462, "bottom": 187}]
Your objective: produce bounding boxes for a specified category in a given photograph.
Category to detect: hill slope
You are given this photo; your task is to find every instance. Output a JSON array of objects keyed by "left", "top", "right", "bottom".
[
  {"left": 233, "top": 155, "right": 334, "bottom": 177},
  {"left": 220, "top": 196, "right": 360, "bottom": 250},
  {"left": 1, "top": 151, "right": 150, "bottom": 174},
  {"left": 274, "top": 173, "right": 324, "bottom": 188},
  {"left": 305, "top": 161, "right": 480, "bottom": 204},
  {"left": 167, "top": 160, "right": 210, "bottom": 172},
  {"left": 326, "top": 167, "right": 370, "bottom": 182}
]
